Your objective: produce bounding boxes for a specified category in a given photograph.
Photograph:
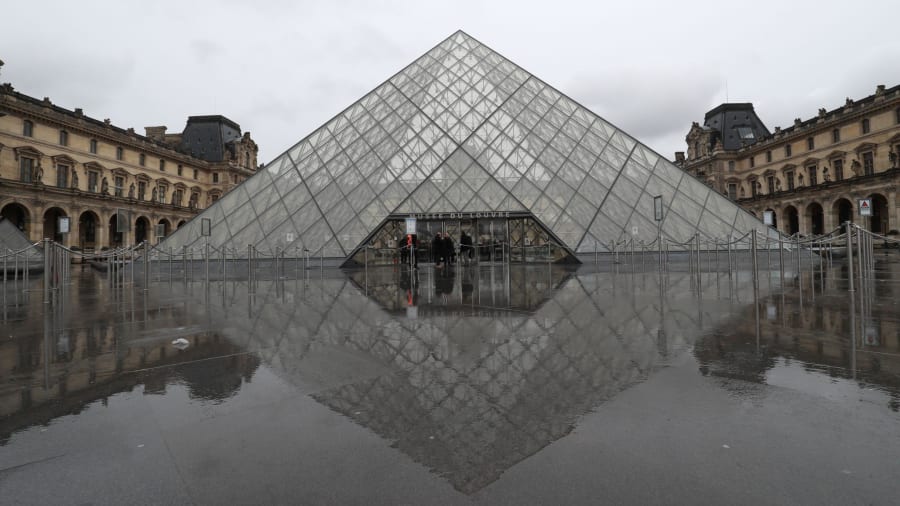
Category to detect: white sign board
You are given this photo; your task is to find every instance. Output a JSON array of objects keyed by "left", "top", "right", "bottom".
[
  {"left": 58, "top": 216, "right": 70, "bottom": 234},
  {"left": 286, "top": 233, "right": 295, "bottom": 243},
  {"left": 405, "top": 217, "right": 417, "bottom": 235},
  {"left": 859, "top": 199, "right": 872, "bottom": 217},
  {"left": 763, "top": 210, "right": 774, "bottom": 226}
]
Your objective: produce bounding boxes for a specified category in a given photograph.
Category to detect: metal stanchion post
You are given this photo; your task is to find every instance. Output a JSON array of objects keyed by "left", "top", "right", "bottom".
[
  {"left": 846, "top": 222, "right": 855, "bottom": 293},
  {"left": 143, "top": 241, "right": 150, "bottom": 290},
  {"left": 751, "top": 232, "right": 758, "bottom": 291},
  {"left": 247, "top": 244, "right": 253, "bottom": 288},
  {"left": 43, "top": 239, "right": 51, "bottom": 303}
]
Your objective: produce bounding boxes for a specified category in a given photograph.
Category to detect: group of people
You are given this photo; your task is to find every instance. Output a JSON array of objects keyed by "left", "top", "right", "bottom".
[
  {"left": 432, "top": 232, "right": 455, "bottom": 268},
  {"left": 431, "top": 231, "right": 476, "bottom": 268},
  {"left": 397, "top": 231, "right": 476, "bottom": 268}
]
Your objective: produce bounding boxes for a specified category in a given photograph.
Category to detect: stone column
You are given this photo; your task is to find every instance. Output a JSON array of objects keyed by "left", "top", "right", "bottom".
[
  {"left": 796, "top": 203, "right": 808, "bottom": 235},
  {"left": 890, "top": 190, "right": 898, "bottom": 233},
  {"left": 96, "top": 212, "right": 108, "bottom": 249}
]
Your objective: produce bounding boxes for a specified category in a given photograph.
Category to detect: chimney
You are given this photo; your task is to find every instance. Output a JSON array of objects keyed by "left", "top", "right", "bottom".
[
  {"left": 145, "top": 126, "right": 168, "bottom": 142},
  {"left": 876, "top": 84, "right": 886, "bottom": 95},
  {"left": 674, "top": 151, "right": 685, "bottom": 164}
]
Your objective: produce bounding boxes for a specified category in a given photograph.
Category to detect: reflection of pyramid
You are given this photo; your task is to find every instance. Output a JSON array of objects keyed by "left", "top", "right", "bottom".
[{"left": 163, "top": 31, "right": 769, "bottom": 262}]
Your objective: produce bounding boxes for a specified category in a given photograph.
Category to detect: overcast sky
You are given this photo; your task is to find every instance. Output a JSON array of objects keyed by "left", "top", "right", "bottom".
[{"left": 3, "top": 0, "right": 900, "bottom": 164}]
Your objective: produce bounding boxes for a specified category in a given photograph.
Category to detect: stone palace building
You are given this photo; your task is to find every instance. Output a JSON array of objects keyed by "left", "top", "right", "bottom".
[
  {"left": 676, "top": 84, "right": 900, "bottom": 237},
  {"left": 0, "top": 70, "right": 258, "bottom": 250}
]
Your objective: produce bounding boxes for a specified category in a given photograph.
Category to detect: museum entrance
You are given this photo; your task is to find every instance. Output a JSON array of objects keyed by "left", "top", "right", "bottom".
[{"left": 346, "top": 214, "right": 574, "bottom": 267}]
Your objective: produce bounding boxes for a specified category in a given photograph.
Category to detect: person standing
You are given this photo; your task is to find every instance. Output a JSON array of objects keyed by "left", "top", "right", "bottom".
[
  {"left": 460, "top": 231, "right": 473, "bottom": 264},
  {"left": 432, "top": 233, "right": 443, "bottom": 267},
  {"left": 443, "top": 232, "right": 455, "bottom": 266}
]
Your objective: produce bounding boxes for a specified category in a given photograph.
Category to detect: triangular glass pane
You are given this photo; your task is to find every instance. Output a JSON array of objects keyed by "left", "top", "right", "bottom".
[
  {"left": 554, "top": 211, "right": 586, "bottom": 247},
  {"left": 587, "top": 210, "right": 628, "bottom": 246},
  {"left": 577, "top": 174, "right": 610, "bottom": 205},
  {"left": 289, "top": 200, "right": 323, "bottom": 237},
  {"left": 429, "top": 196, "right": 457, "bottom": 213},
  {"left": 543, "top": 176, "right": 575, "bottom": 208},
  {"left": 223, "top": 201, "right": 257, "bottom": 239},
  {"left": 445, "top": 178, "right": 473, "bottom": 209},
  {"left": 464, "top": 193, "right": 491, "bottom": 212},
  {"left": 497, "top": 195, "right": 527, "bottom": 212},
  {"left": 598, "top": 192, "right": 633, "bottom": 229},
  {"left": 703, "top": 191, "right": 739, "bottom": 230},
  {"left": 336, "top": 217, "right": 369, "bottom": 253}
]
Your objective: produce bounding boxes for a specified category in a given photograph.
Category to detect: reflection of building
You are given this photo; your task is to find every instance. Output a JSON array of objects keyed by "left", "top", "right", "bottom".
[
  {"left": 163, "top": 31, "right": 767, "bottom": 267},
  {"left": 0, "top": 74, "right": 258, "bottom": 249},
  {"left": 0, "top": 276, "right": 260, "bottom": 443},
  {"left": 193, "top": 266, "right": 757, "bottom": 494},
  {"left": 677, "top": 85, "right": 900, "bottom": 236},
  {"left": 694, "top": 277, "right": 900, "bottom": 411}
]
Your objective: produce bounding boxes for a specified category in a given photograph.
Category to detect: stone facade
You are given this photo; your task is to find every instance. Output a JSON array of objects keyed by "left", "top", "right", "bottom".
[
  {"left": 676, "top": 84, "right": 900, "bottom": 237},
  {"left": 0, "top": 82, "right": 258, "bottom": 249}
]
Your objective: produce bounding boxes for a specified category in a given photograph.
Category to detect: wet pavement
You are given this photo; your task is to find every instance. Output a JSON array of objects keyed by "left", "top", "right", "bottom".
[{"left": 1, "top": 255, "right": 899, "bottom": 505}]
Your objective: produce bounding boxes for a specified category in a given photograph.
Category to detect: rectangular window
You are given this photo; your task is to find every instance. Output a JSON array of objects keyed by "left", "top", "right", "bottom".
[
  {"left": 159, "top": 159, "right": 166, "bottom": 171},
  {"left": 116, "top": 146, "right": 124, "bottom": 161},
  {"left": 173, "top": 189, "right": 183, "bottom": 207},
  {"left": 158, "top": 185, "right": 167, "bottom": 203},
  {"left": 90, "top": 139, "right": 98, "bottom": 154},
  {"left": 211, "top": 194, "right": 220, "bottom": 202},
  {"left": 138, "top": 181, "right": 147, "bottom": 201},
  {"left": 862, "top": 151, "right": 874, "bottom": 175},
  {"left": 59, "top": 130, "right": 68, "bottom": 146},
  {"left": 190, "top": 193, "right": 199, "bottom": 208},
  {"left": 785, "top": 170, "right": 795, "bottom": 190},
  {"left": 862, "top": 118, "right": 870, "bottom": 134},
  {"left": 19, "top": 157, "right": 34, "bottom": 183},
  {"left": 785, "top": 144, "right": 792, "bottom": 157},
  {"left": 807, "top": 165, "right": 817, "bottom": 186},
  {"left": 56, "top": 164, "right": 69, "bottom": 189},
  {"left": 177, "top": 164, "right": 183, "bottom": 176},
  {"left": 114, "top": 176, "right": 124, "bottom": 197},
  {"left": 833, "top": 159, "right": 843, "bottom": 181},
  {"left": 193, "top": 169, "right": 198, "bottom": 180},
  {"left": 807, "top": 137, "right": 814, "bottom": 150},
  {"left": 139, "top": 154, "right": 146, "bottom": 166},
  {"left": 750, "top": 180, "right": 758, "bottom": 197},
  {"left": 727, "top": 183, "right": 737, "bottom": 200},
  {"left": 23, "top": 120, "right": 33, "bottom": 137},
  {"left": 767, "top": 175, "right": 776, "bottom": 194},
  {"left": 749, "top": 156, "right": 755, "bottom": 168},
  {"left": 832, "top": 128, "right": 840, "bottom": 143},
  {"left": 88, "top": 171, "right": 99, "bottom": 193},
  {"left": 728, "top": 160, "right": 735, "bottom": 172},
  {"left": 765, "top": 150, "right": 772, "bottom": 163},
  {"left": 212, "top": 172, "right": 219, "bottom": 183}
]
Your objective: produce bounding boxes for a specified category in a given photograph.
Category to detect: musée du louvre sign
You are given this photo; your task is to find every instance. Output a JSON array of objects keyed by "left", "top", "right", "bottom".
[{"left": 395, "top": 211, "right": 520, "bottom": 221}]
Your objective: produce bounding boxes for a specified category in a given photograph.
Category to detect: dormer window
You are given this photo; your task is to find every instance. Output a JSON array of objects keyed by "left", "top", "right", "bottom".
[{"left": 736, "top": 126, "right": 755, "bottom": 140}]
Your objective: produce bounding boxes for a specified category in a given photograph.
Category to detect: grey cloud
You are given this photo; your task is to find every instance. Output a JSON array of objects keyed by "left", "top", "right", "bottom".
[{"left": 565, "top": 67, "right": 722, "bottom": 158}]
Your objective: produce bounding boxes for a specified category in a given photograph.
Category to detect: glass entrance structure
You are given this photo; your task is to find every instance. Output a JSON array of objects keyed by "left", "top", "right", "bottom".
[
  {"left": 161, "top": 31, "right": 773, "bottom": 266},
  {"left": 349, "top": 213, "right": 570, "bottom": 266}
]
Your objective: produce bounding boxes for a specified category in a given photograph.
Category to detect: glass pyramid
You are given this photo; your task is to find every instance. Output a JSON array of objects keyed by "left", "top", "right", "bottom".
[{"left": 162, "top": 30, "right": 772, "bottom": 262}]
